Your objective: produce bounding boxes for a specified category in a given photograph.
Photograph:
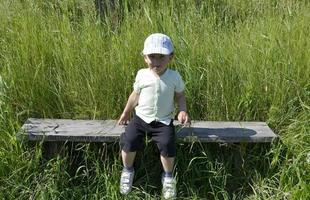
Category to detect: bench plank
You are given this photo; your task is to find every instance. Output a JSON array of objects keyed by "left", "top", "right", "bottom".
[{"left": 20, "top": 118, "right": 277, "bottom": 143}]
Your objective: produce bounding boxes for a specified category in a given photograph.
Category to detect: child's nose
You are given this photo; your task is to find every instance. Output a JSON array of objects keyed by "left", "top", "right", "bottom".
[{"left": 151, "top": 59, "right": 161, "bottom": 65}]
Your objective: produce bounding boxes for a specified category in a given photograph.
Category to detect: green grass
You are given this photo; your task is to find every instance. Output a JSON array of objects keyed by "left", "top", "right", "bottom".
[{"left": 0, "top": 0, "right": 309, "bottom": 199}]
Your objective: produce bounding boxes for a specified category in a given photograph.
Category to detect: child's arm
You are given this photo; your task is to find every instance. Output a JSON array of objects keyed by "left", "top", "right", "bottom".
[
  {"left": 175, "top": 91, "right": 190, "bottom": 124},
  {"left": 118, "top": 91, "right": 140, "bottom": 125}
]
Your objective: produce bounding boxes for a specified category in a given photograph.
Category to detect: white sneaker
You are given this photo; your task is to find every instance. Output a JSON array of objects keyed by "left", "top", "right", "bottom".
[
  {"left": 120, "top": 169, "right": 134, "bottom": 195},
  {"left": 162, "top": 176, "right": 177, "bottom": 199}
]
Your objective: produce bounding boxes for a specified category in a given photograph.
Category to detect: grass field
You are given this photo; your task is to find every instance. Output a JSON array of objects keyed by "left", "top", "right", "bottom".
[{"left": 0, "top": 0, "right": 309, "bottom": 199}]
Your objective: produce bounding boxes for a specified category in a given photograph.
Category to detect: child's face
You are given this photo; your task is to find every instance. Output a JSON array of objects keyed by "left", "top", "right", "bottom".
[{"left": 144, "top": 54, "right": 173, "bottom": 76}]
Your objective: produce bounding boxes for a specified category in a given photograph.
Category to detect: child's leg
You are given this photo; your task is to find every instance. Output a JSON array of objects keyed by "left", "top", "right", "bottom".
[
  {"left": 120, "top": 150, "right": 136, "bottom": 195},
  {"left": 160, "top": 155, "right": 175, "bottom": 173},
  {"left": 151, "top": 121, "right": 176, "bottom": 174},
  {"left": 161, "top": 155, "right": 177, "bottom": 199},
  {"left": 120, "top": 116, "right": 145, "bottom": 169},
  {"left": 119, "top": 115, "right": 147, "bottom": 195},
  {"left": 149, "top": 121, "right": 177, "bottom": 199},
  {"left": 122, "top": 150, "right": 136, "bottom": 169}
]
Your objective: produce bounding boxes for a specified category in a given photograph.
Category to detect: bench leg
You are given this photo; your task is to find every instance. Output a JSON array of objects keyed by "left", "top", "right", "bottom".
[
  {"left": 43, "top": 141, "right": 63, "bottom": 159},
  {"left": 233, "top": 142, "right": 248, "bottom": 175}
]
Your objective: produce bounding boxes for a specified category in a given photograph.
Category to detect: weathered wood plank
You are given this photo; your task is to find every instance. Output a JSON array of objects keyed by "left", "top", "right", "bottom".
[{"left": 20, "top": 118, "right": 277, "bottom": 143}]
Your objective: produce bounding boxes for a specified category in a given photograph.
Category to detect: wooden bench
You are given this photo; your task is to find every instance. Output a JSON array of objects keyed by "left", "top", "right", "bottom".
[
  {"left": 21, "top": 118, "right": 277, "bottom": 143},
  {"left": 20, "top": 118, "right": 277, "bottom": 171}
]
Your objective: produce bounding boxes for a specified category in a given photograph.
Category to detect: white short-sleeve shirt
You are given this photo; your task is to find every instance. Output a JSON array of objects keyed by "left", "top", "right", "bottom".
[{"left": 134, "top": 68, "right": 185, "bottom": 125}]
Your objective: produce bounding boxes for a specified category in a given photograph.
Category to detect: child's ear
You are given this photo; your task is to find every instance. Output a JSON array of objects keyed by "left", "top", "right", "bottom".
[{"left": 143, "top": 55, "right": 148, "bottom": 62}]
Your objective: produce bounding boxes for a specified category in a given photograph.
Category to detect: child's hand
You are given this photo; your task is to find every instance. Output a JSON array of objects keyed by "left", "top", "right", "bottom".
[
  {"left": 118, "top": 112, "right": 130, "bottom": 125},
  {"left": 177, "top": 111, "right": 190, "bottom": 124}
]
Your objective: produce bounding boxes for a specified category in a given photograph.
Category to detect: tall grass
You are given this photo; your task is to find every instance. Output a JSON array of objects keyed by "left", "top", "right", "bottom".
[{"left": 0, "top": 0, "right": 309, "bottom": 199}]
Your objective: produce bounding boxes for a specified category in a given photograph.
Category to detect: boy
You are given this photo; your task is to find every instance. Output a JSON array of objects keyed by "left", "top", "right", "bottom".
[{"left": 118, "top": 33, "right": 189, "bottom": 199}]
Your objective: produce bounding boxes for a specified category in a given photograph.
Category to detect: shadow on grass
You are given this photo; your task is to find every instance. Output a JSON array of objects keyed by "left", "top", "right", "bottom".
[
  {"left": 33, "top": 140, "right": 274, "bottom": 199},
  {"left": 175, "top": 142, "right": 274, "bottom": 199}
]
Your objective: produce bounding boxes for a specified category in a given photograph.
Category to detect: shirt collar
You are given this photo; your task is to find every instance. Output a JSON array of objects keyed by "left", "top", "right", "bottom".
[{"left": 148, "top": 68, "right": 169, "bottom": 78}]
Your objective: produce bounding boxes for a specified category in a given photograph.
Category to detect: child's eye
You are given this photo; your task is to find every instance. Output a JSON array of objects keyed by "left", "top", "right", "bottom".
[{"left": 148, "top": 55, "right": 165, "bottom": 59}]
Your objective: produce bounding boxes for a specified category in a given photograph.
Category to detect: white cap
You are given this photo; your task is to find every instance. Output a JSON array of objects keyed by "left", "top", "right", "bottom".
[{"left": 142, "top": 33, "right": 173, "bottom": 55}]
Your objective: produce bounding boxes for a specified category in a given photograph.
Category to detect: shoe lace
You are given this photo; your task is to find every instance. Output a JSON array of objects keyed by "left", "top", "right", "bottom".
[
  {"left": 163, "top": 178, "right": 176, "bottom": 195},
  {"left": 121, "top": 171, "right": 132, "bottom": 184}
]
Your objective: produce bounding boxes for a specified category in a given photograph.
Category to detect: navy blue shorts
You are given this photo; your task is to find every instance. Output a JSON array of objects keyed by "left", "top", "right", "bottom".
[{"left": 120, "top": 115, "right": 176, "bottom": 157}]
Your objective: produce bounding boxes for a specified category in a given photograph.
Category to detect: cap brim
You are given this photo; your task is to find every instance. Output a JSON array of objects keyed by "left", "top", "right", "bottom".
[{"left": 142, "top": 48, "right": 172, "bottom": 55}]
